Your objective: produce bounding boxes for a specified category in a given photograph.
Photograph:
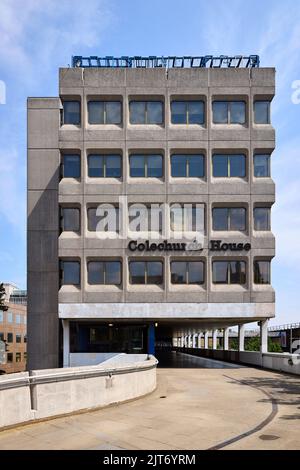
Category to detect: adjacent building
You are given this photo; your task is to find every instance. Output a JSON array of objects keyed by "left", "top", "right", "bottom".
[
  {"left": 0, "top": 283, "right": 27, "bottom": 374},
  {"left": 27, "top": 55, "right": 275, "bottom": 370}
]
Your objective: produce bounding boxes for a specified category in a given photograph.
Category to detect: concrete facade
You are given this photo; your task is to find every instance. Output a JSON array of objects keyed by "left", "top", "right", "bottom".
[{"left": 27, "top": 65, "right": 275, "bottom": 369}]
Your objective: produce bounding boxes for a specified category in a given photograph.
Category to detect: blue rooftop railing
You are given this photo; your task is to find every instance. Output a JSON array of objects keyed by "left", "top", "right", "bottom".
[{"left": 71, "top": 55, "right": 260, "bottom": 69}]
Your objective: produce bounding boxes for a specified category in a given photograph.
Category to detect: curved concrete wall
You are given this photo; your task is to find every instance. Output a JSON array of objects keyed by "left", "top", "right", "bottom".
[{"left": 0, "top": 355, "right": 157, "bottom": 429}]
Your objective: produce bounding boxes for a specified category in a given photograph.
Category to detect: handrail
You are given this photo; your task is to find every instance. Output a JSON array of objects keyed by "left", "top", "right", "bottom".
[{"left": 0, "top": 356, "right": 158, "bottom": 390}]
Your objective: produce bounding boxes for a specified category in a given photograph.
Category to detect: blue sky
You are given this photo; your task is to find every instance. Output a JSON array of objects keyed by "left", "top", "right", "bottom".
[{"left": 0, "top": 0, "right": 300, "bottom": 325}]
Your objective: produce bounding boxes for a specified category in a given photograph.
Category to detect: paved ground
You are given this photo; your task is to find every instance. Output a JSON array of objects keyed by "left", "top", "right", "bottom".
[{"left": 0, "top": 352, "right": 299, "bottom": 450}]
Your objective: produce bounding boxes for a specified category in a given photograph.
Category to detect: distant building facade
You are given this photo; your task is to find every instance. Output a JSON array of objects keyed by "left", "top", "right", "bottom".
[{"left": 0, "top": 283, "right": 27, "bottom": 374}]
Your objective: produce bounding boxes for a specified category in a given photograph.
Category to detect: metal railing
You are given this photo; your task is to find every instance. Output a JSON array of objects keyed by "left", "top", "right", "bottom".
[
  {"left": 268, "top": 323, "right": 300, "bottom": 331},
  {"left": 72, "top": 55, "right": 260, "bottom": 69}
]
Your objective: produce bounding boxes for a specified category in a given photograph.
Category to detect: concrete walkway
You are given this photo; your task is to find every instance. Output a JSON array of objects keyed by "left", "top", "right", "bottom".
[{"left": 0, "top": 353, "right": 299, "bottom": 450}]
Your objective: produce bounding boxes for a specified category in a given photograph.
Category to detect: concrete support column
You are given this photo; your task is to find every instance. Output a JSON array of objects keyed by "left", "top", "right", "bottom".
[
  {"left": 239, "top": 324, "right": 245, "bottom": 352},
  {"left": 260, "top": 319, "right": 269, "bottom": 353},
  {"left": 188, "top": 334, "right": 192, "bottom": 348},
  {"left": 212, "top": 330, "right": 218, "bottom": 350},
  {"left": 204, "top": 331, "right": 209, "bottom": 349},
  {"left": 148, "top": 323, "right": 155, "bottom": 355},
  {"left": 62, "top": 320, "right": 70, "bottom": 368},
  {"left": 192, "top": 334, "right": 197, "bottom": 348},
  {"left": 223, "top": 327, "right": 229, "bottom": 351},
  {"left": 198, "top": 333, "right": 202, "bottom": 348}
]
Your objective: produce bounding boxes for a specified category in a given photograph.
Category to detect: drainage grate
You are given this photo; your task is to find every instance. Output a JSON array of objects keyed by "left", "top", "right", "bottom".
[{"left": 259, "top": 434, "right": 280, "bottom": 441}]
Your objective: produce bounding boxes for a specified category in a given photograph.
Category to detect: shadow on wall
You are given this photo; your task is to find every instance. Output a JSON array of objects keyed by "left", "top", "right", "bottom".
[{"left": 28, "top": 146, "right": 60, "bottom": 370}]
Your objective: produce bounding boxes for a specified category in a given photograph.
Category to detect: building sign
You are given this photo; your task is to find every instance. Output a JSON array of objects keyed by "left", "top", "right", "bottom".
[
  {"left": 127, "top": 239, "right": 251, "bottom": 253},
  {"left": 210, "top": 240, "right": 251, "bottom": 252}
]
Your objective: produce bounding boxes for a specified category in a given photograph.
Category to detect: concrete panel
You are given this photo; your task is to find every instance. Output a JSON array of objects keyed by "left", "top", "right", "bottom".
[
  {"left": 27, "top": 313, "right": 59, "bottom": 370},
  {"left": 28, "top": 150, "right": 59, "bottom": 190},
  {"left": 28, "top": 231, "right": 58, "bottom": 272},
  {"left": 28, "top": 271, "right": 59, "bottom": 314},
  {"left": 28, "top": 190, "right": 58, "bottom": 230},
  {"left": 28, "top": 108, "right": 59, "bottom": 149}
]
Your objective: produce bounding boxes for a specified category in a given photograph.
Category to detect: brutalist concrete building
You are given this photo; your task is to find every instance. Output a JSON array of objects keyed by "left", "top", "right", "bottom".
[{"left": 27, "top": 55, "right": 275, "bottom": 370}]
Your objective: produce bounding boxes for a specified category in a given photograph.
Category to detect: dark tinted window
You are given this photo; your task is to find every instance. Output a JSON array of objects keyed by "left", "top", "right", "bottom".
[
  {"left": 254, "top": 208, "right": 270, "bottom": 231},
  {"left": 254, "top": 154, "right": 270, "bottom": 177},
  {"left": 213, "top": 101, "right": 246, "bottom": 124},
  {"left": 88, "top": 207, "right": 119, "bottom": 232},
  {"left": 212, "top": 154, "right": 246, "bottom": 178},
  {"left": 7, "top": 333, "right": 13, "bottom": 343},
  {"left": 62, "top": 101, "right": 80, "bottom": 125},
  {"left": 88, "top": 261, "right": 121, "bottom": 285},
  {"left": 88, "top": 101, "right": 122, "bottom": 124},
  {"left": 129, "top": 155, "right": 163, "bottom": 178},
  {"left": 129, "top": 261, "right": 163, "bottom": 285},
  {"left": 171, "top": 261, "right": 204, "bottom": 284},
  {"left": 254, "top": 260, "right": 270, "bottom": 284},
  {"left": 62, "top": 154, "right": 81, "bottom": 178},
  {"left": 16, "top": 334, "right": 22, "bottom": 343},
  {"left": 60, "top": 207, "right": 80, "bottom": 232},
  {"left": 254, "top": 101, "right": 270, "bottom": 124},
  {"left": 129, "top": 101, "right": 163, "bottom": 124},
  {"left": 171, "top": 101, "right": 204, "bottom": 124},
  {"left": 88, "top": 155, "right": 121, "bottom": 178},
  {"left": 171, "top": 154, "right": 204, "bottom": 178},
  {"left": 60, "top": 261, "right": 80, "bottom": 286},
  {"left": 213, "top": 261, "right": 246, "bottom": 284}
]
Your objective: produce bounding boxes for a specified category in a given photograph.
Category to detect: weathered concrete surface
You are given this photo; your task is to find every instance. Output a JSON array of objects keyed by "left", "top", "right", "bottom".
[{"left": 0, "top": 354, "right": 299, "bottom": 450}]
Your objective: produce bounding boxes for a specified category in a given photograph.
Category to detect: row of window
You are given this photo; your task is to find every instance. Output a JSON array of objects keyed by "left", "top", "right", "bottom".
[
  {"left": 62, "top": 99, "right": 271, "bottom": 126},
  {"left": 61, "top": 153, "right": 271, "bottom": 179},
  {"left": 0, "top": 332, "right": 27, "bottom": 343},
  {"left": 60, "top": 205, "right": 271, "bottom": 234},
  {"left": 3, "top": 352, "right": 27, "bottom": 364},
  {"left": 60, "top": 259, "right": 271, "bottom": 286},
  {"left": 0, "top": 311, "right": 26, "bottom": 324}
]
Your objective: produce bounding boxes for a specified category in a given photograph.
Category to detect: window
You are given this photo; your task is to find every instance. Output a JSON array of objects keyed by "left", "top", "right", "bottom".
[
  {"left": 0, "top": 332, "right": 4, "bottom": 341},
  {"left": 129, "top": 155, "right": 163, "bottom": 178},
  {"left": 16, "top": 334, "right": 21, "bottom": 343},
  {"left": 213, "top": 207, "right": 246, "bottom": 231},
  {"left": 212, "top": 154, "right": 246, "bottom": 178},
  {"left": 128, "top": 205, "right": 162, "bottom": 233},
  {"left": 61, "top": 154, "right": 81, "bottom": 179},
  {"left": 16, "top": 352, "right": 21, "bottom": 363},
  {"left": 15, "top": 314, "right": 21, "bottom": 324},
  {"left": 7, "top": 312, "right": 13, "bottom": 323},
  {"left": 254, "top": 101, "right": 271, "bottom": 124},
  {"left": 129, "top": 261, "right": 163, "bottom": 285},
  {"left": 88, "top": 206, "right": 119, "bottom": 233},
  {"left": 88, "top": 154, "right": 122, "bottom": 178},
  {"left": 171, "top": 261, "right": 204, "bottom": 284},
  {"left": 0, "top": 311, "right": 3, "bottom": 323},
  {"left": 171, "top": 101, "right": 204, "bottom": 124},
  {"left": 212, "top": 261, "right": 246, "bottom": 284},
  {"left": 212, "top": 101, "right": 246, "bottom": 124},
  {"left": 24, "top": 335, "right": 27, "bottom": 343},
  {"left": 254, "top": 207, "right": 270, "bottom": 231},
  {"left": 254, "top": 154, "right": 271, "bottom": 177},
  {"left": 60, "top": 261, "right": 80, "bottom": 286},
  {"left": 62, "top": 101, "right": 81, "bottom": 125},
  {"left": 24, "top": 352, "right": 27, "bottom": 360},
  {"left": 171, "top": 154, "right": 204, "bottom": 178},
  {"left": 7, "top": 333, "right": 13, "bottom": 343},
  {"left": 7, "top": 353, "right": 13, "bottom": 363},
  {"left": 129, "top": 101, "right": 163, "bottom": 124},
  {"left": 254, "top": 260, "right": 271, "bottom": 284},
  {"left": 60, "top": 207, "right": 80, "bottom": 232},
  {"left": 170, "top": 204, "right": 204, "bottom": 232},
  {"left": 88, "top": 261, "right": 122, "bottom": 285},
  {"left": 88, "top": 101, "right": 122, "bottom": 124}
]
